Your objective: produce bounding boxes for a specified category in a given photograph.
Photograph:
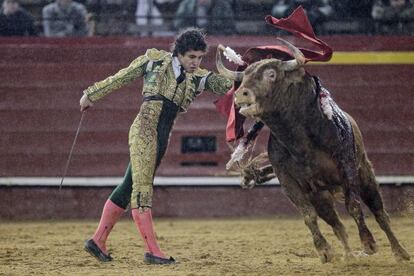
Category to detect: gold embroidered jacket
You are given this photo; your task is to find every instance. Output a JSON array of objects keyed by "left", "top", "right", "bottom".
[{"left": 83, "top": 48, "right": 232, "bottom": 112}]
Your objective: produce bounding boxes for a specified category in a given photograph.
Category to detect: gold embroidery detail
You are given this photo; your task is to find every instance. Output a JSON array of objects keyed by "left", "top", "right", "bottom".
[
  {"left": 129, "top": 101, "right": 163, "bottom": 208},
  {"left": 84, "top": 48, "right": 231, "bottom": 118},
  {"left": 193, "top": 67, "right": 209, "bottom": 77},
  {"left": 206, "top": 73, "right": 232, "bottom": 96},
  {"left": 83, "top": 54, "right": 149, "bottom": 102},
  {"left": 142, "top": 54, "right": 173, "bottom": 95},
  {"left": 145, "top": 48, "right": 170, "bottom": 61}
]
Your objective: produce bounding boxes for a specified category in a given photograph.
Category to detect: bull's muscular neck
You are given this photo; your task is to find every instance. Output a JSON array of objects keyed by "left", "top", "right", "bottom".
[
  {"left": 258, "top": 75, "right": 328, "bottom": 150},
  {"left": 260, "top": 75, "right": 320, "bottom": 127}
]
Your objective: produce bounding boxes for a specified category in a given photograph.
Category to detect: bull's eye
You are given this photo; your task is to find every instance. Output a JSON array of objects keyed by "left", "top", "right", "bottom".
[{"left": 264, "top": 68, "right": 277, "bottom": 82}]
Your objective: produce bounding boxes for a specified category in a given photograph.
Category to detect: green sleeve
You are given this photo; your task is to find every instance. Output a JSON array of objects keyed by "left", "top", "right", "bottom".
[
  {"left": 83, "top": 54, "right": 149, "bottom": 102},
  {"left": 205, "top": 73, "right": 232, "bottom": 96}
]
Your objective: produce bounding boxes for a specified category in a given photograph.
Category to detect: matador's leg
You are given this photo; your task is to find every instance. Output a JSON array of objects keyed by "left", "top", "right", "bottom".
[
  {"left": 129, "top": 99, "right": 177, "bottom": 208},
  {"left": 85, "top": 163, "right": 132, "bottom": 262},
  {"left": 109, "top": 162, "right": 133, "bottom": 209},
  {"left": 129, "top": 99, "right": 178, "bottom": 262}
]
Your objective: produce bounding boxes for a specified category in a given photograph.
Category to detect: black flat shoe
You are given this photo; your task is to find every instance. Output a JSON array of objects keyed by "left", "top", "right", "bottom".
[
  {"left": 144, "top": 252, "right": 176, "bottom": 265},
  {"left": 84, "top": 239, "right": 113, "bottom": 262}
]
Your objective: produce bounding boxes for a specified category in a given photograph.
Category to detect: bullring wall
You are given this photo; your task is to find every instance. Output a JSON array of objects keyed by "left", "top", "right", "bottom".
[{"left": 0, "top": 36, "right": 413, "bottom": 219}]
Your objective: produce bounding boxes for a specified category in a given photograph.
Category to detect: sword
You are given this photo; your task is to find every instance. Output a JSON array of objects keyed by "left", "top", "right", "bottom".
[{"left": 60, "top": 111, "right": 86, "bottom": 190}]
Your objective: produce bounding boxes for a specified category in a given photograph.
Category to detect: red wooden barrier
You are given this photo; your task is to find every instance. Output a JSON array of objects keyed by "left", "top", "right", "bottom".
[{"left": 1, "top": 36, "right": 414, "bottom": 177}]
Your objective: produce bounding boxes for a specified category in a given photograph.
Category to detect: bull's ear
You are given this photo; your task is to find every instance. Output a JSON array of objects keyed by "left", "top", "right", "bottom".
[{"left": 264, "top": 68, "right": 277, "bottom": 82}]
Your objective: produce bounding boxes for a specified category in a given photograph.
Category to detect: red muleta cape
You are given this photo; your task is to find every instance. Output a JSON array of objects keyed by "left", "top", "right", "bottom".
[{"left": 215, "top": 6, "right": 333, "bottom": 142}]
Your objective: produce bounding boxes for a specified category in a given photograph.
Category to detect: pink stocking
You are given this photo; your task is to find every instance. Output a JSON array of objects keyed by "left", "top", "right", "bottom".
[
  {"left": 92, "top": 199, "right": 124, "bottom": 254},
  {"left": 131, "top": 208, "right": 166, "bottom": 258}
]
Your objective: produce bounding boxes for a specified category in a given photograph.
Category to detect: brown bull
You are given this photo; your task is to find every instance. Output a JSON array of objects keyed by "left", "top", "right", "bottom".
[{"left": 216, "top": 40, "right": 410, "bottom": 263}]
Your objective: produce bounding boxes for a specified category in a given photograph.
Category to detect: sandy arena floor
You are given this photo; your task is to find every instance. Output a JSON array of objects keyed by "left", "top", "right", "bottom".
[{"left": 0, "top": 215, "right": 413, "bottom": 275}]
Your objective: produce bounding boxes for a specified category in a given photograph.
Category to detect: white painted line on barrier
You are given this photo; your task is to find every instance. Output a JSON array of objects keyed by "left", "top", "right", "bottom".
[
  {"left": 0, "top": 176, "right": 413, "bottom": 187},
  {"left": 0, "top": 176, "right": 276, "bottom": 186}
]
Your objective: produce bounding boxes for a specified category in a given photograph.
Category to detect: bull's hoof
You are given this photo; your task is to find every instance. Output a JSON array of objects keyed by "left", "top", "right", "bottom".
[
  {"left": 393, "top": 246, "right": 411, "bottom": 262},
  {"left": 363, "top": 240, "right": 378, "bottom": 255},
  {"left": 360, "top": 231, "right": 378, "bottom": 255},
  {"left": 318, "top": 247, "right": 335, "bottom": 263}
]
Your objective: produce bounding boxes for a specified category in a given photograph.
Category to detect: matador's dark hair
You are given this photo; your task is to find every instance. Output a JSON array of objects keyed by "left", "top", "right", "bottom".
[{"left": 171, "top": 28, "right": 207, "bottom": 56}]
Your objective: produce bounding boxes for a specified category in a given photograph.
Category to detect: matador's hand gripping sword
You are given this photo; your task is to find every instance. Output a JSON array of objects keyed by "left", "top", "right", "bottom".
[{"left": 60, "top": 110, "right": 86, "bottom": 190}]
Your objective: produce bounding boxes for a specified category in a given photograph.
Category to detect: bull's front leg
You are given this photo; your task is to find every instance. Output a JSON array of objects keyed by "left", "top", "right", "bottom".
[
  {"left": 311, "top": 191, "right": 354, "bottom": 260},
  {"left": 240, "top": 164, "right": 276, "bottom": 189},
  {"left": 279, "top": 172, "right": 335, "bottom": 263}
]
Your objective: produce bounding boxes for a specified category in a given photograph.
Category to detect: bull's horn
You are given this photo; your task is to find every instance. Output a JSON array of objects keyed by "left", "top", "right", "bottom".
[
  {"left": 276, "top": 38, "right": 305, "bottom": 71},
  {"left": 216, "top": 44, "right": 244, "bottom": 82}
]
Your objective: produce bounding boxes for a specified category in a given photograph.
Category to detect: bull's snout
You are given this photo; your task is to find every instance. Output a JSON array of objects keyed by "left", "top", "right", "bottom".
[
  {"left": 234, "top": 87, "right": 259, "bottom": 117},
  {"left": 234, "top": 87, "right": 253, "bottom": 105}
]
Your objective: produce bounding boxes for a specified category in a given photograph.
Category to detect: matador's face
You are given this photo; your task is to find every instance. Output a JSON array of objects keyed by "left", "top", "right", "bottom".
[{"left": 178, "top": 50, "right": 206, "bottom": 73}]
